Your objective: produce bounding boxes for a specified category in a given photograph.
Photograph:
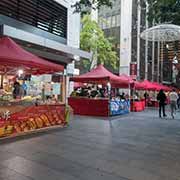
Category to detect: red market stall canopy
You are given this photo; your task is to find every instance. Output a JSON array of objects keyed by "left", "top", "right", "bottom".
[
  {"left": 135, "top": 80, "right": 158, "bottom": 91},
  {"left": 119, "top": 74, "right": 134, "bottom": 84},
  {"left": 70, "top": 65, "right": 133, "bottom": 88},
  {"left": 74, "top": 82, "right": 86, "bottom": 88},
  {"left": 135, "top": 80, "right": 172, "bottom": 91},
  {"left": 152, "top": 82, "right": 172, "bottom": 91},
  {"left": 0, "top": 36, "right": 64, "bottom": 74},
  {"left": 134, "top": 81, "right": 145, "bottom": 90}
]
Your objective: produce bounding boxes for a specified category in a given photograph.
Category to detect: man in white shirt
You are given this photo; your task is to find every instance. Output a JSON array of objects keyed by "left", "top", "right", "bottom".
[{"left": 169, "top": 89, "right": 178, "bottom": 119}]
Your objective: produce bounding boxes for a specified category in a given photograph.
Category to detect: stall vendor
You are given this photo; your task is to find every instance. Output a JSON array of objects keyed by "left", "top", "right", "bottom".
[
  {"left": 133, "top": 92, "right": 139, "bottom": 101},
  {"left": 13, "top": 81, "right": 24, "bottom": 99},
  {"left": 22, "top": 80, "right": 28, "bottom": 96},
  {"left": 13, "top": 81, "right": 20, "bottom": 99}
]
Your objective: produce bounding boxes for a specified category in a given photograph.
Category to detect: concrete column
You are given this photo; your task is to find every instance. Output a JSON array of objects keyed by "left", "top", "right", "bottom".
[
  {"left": 137, "top": 0, "right": 141, "bottom": 80},
  {"left": 161, "top": 43, "right": 164, "bottom": 82},
  {"left": 152, "top": 21, "right": 155, "bottom": 82},
  {"left": 157, "top": 41, "right": 160, "bottom": 82},
  {"left": 145, "top": 1, "right": 149, "bottom": 80},
  {"left": 90, "top": 8, "right": 98, "bottom": 69},
  {"left": 120, "top": 0, "right": 133, "bottom": 75}
]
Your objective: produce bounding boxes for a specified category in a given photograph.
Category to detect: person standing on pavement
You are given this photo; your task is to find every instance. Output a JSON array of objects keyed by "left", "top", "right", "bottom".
[
  {"left": 177, "top": 92, "right": 180, "bottom": 109},
  {"left": 157, "top": 89, "right": 167, "bottom": 118},
  {"left": 169, "top": 89, "right": 178, "bottom": 119}
]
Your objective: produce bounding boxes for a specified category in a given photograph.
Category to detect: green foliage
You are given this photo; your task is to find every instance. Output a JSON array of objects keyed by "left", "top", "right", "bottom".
[
  {"left": 80, "top": 15, "right": 118, "bottom": 71},
  {"left": 147, "top": 0, "right": 180, "bottom": 24},
  {"left": 72, "top": 0, "right": 112, "bottom": 13}
]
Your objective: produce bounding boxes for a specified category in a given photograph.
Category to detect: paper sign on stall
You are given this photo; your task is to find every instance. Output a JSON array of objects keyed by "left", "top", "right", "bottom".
[
  {"left": 42, "top": 75, "right": 52, "bottom": 82},
  {"left": 44, "top": 83, "right": 52, "bottom": 96},
  {"left": 53, "top": 83, "right": 61, "bottom": 95}
]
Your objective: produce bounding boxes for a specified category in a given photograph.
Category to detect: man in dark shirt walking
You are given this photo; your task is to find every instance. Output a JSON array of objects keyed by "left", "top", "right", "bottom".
[{"left": 157, "top": 89, "right": 167, "bottom": 118}]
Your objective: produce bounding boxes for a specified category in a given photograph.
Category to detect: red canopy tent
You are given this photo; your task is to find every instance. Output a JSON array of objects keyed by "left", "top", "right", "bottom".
[
  {"left": 135, "top": 80, "right": 157, "bottom": 91},
  {"left": 134, "top": 81, "right": 144, "bottom": 90},
  {"left": 70, "top": 65, "right": 133, "bottom": 88},
  {"left": 0, "top": 36, "right": 64, "bottom": 74},
  {"left": 161, "top": 85, "right": 172, "bottom": 91},
  {"left": 74, "top": 82, "right": 86, "bottom": 88},
  {"left": 118, "top": 74, "right": 136, "bottom": 89},
  {"left": 119, "top": 74, "right": 134, "bottom": 85},
  {"left": 152, "top": 82, "right": 171, "bottom": 91},
  {"left": 135, "top": 80, "right": 172, "bottom": 91}
]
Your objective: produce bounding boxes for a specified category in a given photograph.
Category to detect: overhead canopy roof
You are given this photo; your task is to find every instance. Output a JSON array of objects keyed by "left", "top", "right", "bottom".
[
  {"left": 135, "top": 80, "right": 171, "bottom": 91},
  {"left": 0, "top": 36, "right": 64, "bottom": 74},
  {"left": 70, "top": 65, "right": 133, "bottom": 88},
  {"left": 119, "top": 74, "right": 134, "bottom": 84},
  {"left": 1, "top": 24, "right": 92, "bottom": 64}
]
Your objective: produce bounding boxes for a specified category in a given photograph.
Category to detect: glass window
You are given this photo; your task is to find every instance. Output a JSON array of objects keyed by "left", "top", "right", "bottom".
[
  {"left": 116, "top": 14, "right": 120, "bottom": 27},
  {"left": 0, "top": 0, "right": 67, "bottom": 38},
  {"left": 111, "top": 16, "right": 116, "bottom": 27},
  {"left": 107, "top": 17, "right": 111, "bottom": 29},
  {"left": 102, "top": 20, "right": 106, "bottom": 29}
]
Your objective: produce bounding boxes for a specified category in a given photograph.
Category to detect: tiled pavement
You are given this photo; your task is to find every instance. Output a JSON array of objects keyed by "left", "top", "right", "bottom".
[{"left": 0, "top": 108, "right": 180, "bottom": 180}]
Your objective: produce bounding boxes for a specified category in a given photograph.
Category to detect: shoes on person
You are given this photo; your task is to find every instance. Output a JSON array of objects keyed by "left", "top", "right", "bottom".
[
  {"left": 172, "top": 115, "right": 174, "bottom": 119},
  {"left": 163, "top": 114, "right": 167, "bottom": 117}
]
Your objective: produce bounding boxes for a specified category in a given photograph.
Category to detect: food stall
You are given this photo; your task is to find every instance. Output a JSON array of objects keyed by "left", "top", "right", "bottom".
[
  {"left": 0, "top": 37, "right": 70, "bottom": 139},
  {"left": 134, "top": 80, "right": 171, "bottom": 109},
  {"left": 69, "top": 65, "right": 132, "bottom": 117}
]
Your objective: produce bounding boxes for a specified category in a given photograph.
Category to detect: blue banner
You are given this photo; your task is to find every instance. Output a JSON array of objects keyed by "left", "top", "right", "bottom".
[{"left": 110, "top": 100, "right": 130, "bottom": 116}]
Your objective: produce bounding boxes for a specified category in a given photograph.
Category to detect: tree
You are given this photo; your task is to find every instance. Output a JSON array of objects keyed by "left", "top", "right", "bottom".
[
  {"left": 78, "top": 15, "right": 118, "bottom": 72},
  {"left": 147, "top": 0, "right": 180, "bottom": 24},
  {"left": 72, "top": 0, "right": 112, "bottom": 13}
]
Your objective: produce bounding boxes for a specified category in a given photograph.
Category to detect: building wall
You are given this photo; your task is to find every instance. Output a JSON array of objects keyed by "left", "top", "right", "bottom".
[
  {"left": 98, "top": 0, "right": 120, "bottom": 73},
  {"left": 99, "top": 0, "right": 150, "bottom": 79},
  {"left": 98, "top": 0, "right": 133, "bottom": 75},
  {"left": 131, "top": 0, "right": 147, "bottom": 80},
  {"left": 120, "top": 0, "right": 132, "bottom": 75},
  {"left": 55, "top": 0, "right": 81, "bottom": 97},
  {"left": 55, "top": 0, "right": 80, "bottom": 49}
]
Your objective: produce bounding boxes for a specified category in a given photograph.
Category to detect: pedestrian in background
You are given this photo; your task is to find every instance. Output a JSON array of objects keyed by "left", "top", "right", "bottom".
[
  {"left": 169, "top": 89, "right": 178, "bottom": 119},
  {"left": 177, "top": 92, "right": 180, "bottom": 109},
  {"left": 157, "top": 89, "right": 167, "bottom": 118}
]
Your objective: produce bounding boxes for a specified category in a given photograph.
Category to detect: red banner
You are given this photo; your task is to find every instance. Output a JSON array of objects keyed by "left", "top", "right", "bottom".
[
  {"left": 0, "top": 105, "right": 67, "bottom": 138},
  {"left": 130, "top": 63, "right": 137, "bottom": 77}
]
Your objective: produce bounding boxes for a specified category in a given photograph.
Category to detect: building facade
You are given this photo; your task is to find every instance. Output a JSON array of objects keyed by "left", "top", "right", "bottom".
[
  {"left": 0, "top": 0, "right": 91, "bottom": 68},
  {"left": 99, "top": 0, "right": 146, "bottom": 77},
  {"left": 98, "top": 0, "right": 120, "bottom": 73},
  {"left": 99, "top": 0, "right": 180, "bottom": 87},
  {"left": 98, "top": 0, "right": 152, "bottom": 80}
]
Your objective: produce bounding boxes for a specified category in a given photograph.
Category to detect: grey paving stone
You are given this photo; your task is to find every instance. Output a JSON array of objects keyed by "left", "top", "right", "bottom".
[
  {"left": 0, "top": 167, "right": 18, "bottom": 179},
  {"left": 1, "top": 156, "right": 79, "bottom": 180},
  {"left": 0, "top": 151, "right": 15, "bottom": 162},
  {"left": 0, "top": 109, "right": 179, "bottom": 180},
  {"left": 0, "top": 168, "right": 33, "bottom": 180}
]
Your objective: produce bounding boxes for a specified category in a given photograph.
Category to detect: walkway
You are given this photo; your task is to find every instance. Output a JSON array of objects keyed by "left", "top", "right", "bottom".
[{"left": 0, "top": 108, "right": 180, "bottom": 180}]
